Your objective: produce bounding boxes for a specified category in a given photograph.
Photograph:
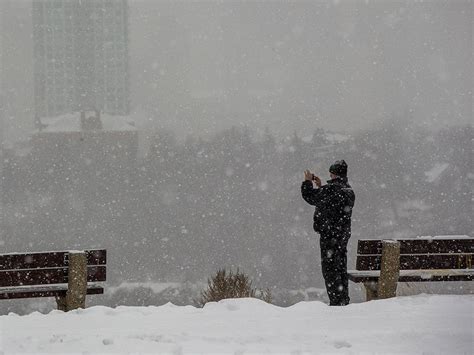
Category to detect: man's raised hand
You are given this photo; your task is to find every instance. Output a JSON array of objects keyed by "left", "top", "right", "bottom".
[{"left": 313, "top": 175, "right": 322, "bottom": 187}]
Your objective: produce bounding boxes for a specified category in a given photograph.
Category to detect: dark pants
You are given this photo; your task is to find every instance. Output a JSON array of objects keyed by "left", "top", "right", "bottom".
[{"left": 319, "top": 232, "right": 350, "bottom": 306}]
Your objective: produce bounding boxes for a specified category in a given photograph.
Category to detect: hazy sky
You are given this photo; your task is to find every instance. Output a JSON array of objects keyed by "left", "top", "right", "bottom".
[{"left": 1, "top": 0, "right": 472, "bottom": 142}]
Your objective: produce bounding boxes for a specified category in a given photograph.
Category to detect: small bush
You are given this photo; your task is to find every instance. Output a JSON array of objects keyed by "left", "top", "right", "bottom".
[{"left": 198, "top": 269, "right": 271, "bottom": 306}]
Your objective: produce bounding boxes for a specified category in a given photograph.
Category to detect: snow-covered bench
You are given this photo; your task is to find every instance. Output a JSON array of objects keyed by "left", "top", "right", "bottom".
[
  {"left": 0, "top": 249, "right": 106, "bottom": 311},
  {"left": 348, "top": 236, "right": 474, "bottom": 301}
]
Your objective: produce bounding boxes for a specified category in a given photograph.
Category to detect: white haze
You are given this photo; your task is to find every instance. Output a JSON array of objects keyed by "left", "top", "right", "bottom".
[
  {"left": 1, "top": 1, "right": 472, "bottom": 142},
  {"left": 0, "top": 1, "right": 472, "bottom": 314}
]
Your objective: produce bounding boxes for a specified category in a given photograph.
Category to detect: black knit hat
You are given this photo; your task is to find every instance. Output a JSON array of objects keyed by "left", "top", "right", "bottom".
[{"left": 329, "top": 160, "right": 348, "bottom": 177}]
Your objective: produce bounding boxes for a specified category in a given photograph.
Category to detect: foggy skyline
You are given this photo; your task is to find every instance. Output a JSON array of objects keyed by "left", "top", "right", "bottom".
[{"left": 0, "top": 0, "right": 472, "bottom": 144}]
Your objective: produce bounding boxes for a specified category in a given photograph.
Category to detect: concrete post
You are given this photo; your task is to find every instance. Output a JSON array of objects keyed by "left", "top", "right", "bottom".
[
  {"left": 65, "top": 251, "right": 88, "bottom": 311},
  {"left": 378, "top": 240, "right": 401, "bottom": 299},
  {"left": 55, "top": 295, "right": 68, "bottom": 311},
  {"left": 364, "top": 281, "right": 378, "bottom": 301}
]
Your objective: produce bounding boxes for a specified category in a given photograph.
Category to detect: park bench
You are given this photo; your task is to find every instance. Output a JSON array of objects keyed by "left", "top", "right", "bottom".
[
  {"left": 348, "top": 236, "right": 473, "bottom": 301},
  {"left": 0, "top": 249, "right": 106, "bottom": 311}
]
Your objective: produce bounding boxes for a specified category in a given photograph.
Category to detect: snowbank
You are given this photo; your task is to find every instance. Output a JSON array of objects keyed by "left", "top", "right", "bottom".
[
  {"left": 425, "top": 162, "right": 450, "bottom": 183},
  {"left": 0, "top": 295, "right": 471, "bottom": 353}
]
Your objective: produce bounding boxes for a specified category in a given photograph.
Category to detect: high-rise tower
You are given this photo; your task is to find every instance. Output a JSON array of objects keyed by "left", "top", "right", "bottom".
[
  {"left": 32, "top": 0, "right": 130, "bottom": 119},
  {"left": 0, "top": 2, "right": 5, "bottom": 144}
]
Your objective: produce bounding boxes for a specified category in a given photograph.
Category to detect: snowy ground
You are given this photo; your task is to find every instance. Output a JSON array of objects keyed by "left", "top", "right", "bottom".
[{"left": 0, "top": 295, "right": 472, "bottom": 354}]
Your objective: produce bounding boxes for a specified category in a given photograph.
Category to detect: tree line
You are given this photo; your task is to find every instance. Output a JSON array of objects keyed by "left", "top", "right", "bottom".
[{"left": 0, "top": 122, "right": 471, "bottom": 293}]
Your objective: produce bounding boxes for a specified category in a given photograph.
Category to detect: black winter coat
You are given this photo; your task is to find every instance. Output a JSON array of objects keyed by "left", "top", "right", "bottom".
[{"left": 301, "top": 177, "right": 355, "bottom": 234}]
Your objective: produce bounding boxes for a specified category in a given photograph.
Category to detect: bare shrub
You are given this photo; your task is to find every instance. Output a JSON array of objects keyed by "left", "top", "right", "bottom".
[{"left": 198, "top": 269, "right": 271, "bottom": 306}]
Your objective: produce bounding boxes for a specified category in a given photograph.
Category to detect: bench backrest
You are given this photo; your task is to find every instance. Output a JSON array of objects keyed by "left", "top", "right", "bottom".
[
  {"left": 0, "top": 249, "right": 106, "bottom": 287},
  {"left": 356, "top": 237, "right": 473, "bottom": 271}
]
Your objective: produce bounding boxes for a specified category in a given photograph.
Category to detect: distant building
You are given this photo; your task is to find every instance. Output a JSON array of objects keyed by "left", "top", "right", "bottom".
[
  {"left": 0, "top": 2, "right": 5, "bottom": 144},
  {"left": 32, "top": 0, "right": 130, "bottom": 119},
  {"left": 0, "top": 1, "right": 34, "bottom": 143}
]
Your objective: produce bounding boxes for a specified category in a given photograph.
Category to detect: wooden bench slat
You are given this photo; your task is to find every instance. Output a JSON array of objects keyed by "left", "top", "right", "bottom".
[
  {"left": 0, "top": 284, "right": 104, "bottom": 300},
  {"left": 356, "top": 253, "right": 474, "bottom": 271},
  {"left": 351, "top": 239, "right": 473, "bottom": 301},
  {"left": 357, "top": 238, "right": 474, "bottom": 255},
  {"left": 0, "top": 266, "right": 106, "bottom": 287},
  {"left": 87, "top": 265, "right": 107, "bottom": 283},
  {"left": 348, "top": 269, "right": 474, "bottom": 283},
  {"left": 0, "top": 249, "right": 107, "bottom": 308},
  {"left": 0, "top": 249, "right": 106, "bottom": 270}
]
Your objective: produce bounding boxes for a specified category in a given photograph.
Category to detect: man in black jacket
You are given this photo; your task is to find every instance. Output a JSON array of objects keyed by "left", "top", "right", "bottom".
[{"left": 301, "top": 160, "right": 355, "bottom": 306}]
